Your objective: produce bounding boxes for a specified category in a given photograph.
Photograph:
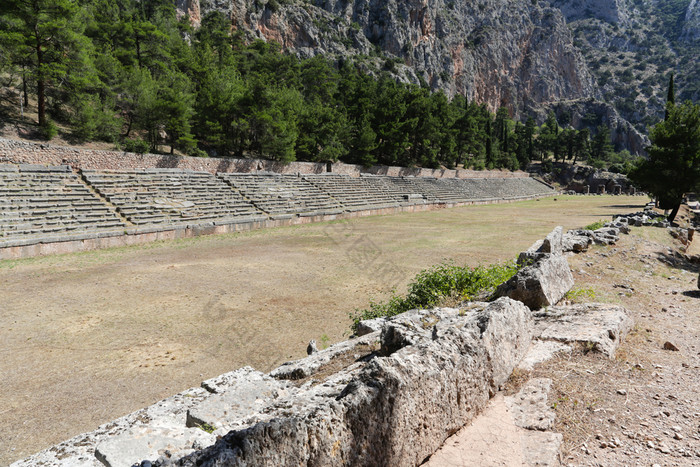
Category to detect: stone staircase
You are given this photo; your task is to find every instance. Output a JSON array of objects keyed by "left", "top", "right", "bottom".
[
  {"left": 81, "top": 169, "right": 266, "bottom": 226},
  {"left": 218, "top": 173, "right": 344, "bottom": 219},
  {"left": 0, "top": 164, "right": 125, "bottom": 243}
]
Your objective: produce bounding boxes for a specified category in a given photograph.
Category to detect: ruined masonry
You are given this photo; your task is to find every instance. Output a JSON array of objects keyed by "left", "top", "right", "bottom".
[{"left": 12, "top": 227, "right": 635, "bottom": 467}]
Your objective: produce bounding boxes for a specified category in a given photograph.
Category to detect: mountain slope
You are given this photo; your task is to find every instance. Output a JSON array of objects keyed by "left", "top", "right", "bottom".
[{"left": 176, "top": 0, "right": 697, "bottom": 154}]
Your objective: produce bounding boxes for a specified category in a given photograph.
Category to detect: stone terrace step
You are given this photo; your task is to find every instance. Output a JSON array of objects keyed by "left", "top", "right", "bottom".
[
  {"left": 218, "top": 173, "right": 344, "bottom": 217},
  {"left": 302, "top": 174, "right": 400, "bottom": 211},
  {"left": 82, "top": 169, "right": 267, "bottom": 226},
  {"left": 0, "top": 165, "right": 126, "bottom": 240}
]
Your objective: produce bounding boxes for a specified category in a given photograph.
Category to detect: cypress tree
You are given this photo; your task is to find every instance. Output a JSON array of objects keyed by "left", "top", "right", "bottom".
[{"left": 664, "top": 73, "right": 675, "bottom": 120}]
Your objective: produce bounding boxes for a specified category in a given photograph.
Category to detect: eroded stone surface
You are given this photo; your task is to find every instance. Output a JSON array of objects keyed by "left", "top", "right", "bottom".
[
  {"left": 534, "top": 303, "right": 634, "bottom": 357},
  {"left": 505, "top": 378, "right": 556, "bottom": 431},
  {"left": 94, "top": 426, "right": 215, "bottom": 467},
  {"left": 518, "top": 340, "right": 573, "bottom": 371},
  {"left": 176, "top": 298, "right": 532, "bottom": 467},
  {"left": 424, "top": 378, "right": 561, "bottom": 467},
  {"left": 269, "top": 330, "right": 380, "bottom": 380},
  {"left": 188, "top": 370, "right": 296, "bottom": 433},
  {"left": 10, "top": 387, "right": 211, "bottom": 467},
  {"left": 494, "top": 254, "right": 574, "bottom": 309},
  {"left": 562, "top": 232, "right": 591, "bottom": 252}
]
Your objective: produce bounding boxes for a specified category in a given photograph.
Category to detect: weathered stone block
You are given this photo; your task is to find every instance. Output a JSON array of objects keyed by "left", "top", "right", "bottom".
[
  {"left": 534, "top": 303, "right": 634, "bottom": 357},
  {"left": 562, "top": 233, "right": 591, "bottom": 252},
  {"left": 494, "top": 254, "right": 574, "bottom": 309},
  {"left": 270, "top": 331, "right": 380, "bottom": 380},
  {"left": 518, "top": 226, "right": 563, "bottom": 265},
  {"left": 187, "top": 370, "right": 295, "bottom": 433},
  {"left": 177, "top": 299, "right": 532, "bottom": 467},
  {"left": 94, "top": 426, "right": 215, "bottom": 467}
]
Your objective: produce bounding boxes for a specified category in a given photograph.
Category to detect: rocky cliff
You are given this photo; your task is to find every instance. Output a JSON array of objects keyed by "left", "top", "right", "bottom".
[
  {"left": 179, "top": 0, "right": 597, "bottom": 118},
  {"left": 177, "top": 0, "right": 697, "bottom": 155},
  {"left": 681, "top": 0, "right": 700, "bottom": 41}
]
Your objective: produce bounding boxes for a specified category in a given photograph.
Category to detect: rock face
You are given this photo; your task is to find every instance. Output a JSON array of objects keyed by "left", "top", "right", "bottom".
[
  {"left": 548, "top": 0, "right": 630, "bottom": 25},
  {"left": 549, "top": 99, "right": 649, "bottom": 155},
  {"left": 180, "top": 0, "right": 596, "bottom": 117},
  {"left": 681, "top": 0, "right": 700, "bottom": 42}
]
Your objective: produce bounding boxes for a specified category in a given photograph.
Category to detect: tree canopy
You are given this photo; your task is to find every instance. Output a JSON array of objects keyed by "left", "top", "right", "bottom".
[{"left": 629, "top": 100, "right": 700, "bottom": 223}]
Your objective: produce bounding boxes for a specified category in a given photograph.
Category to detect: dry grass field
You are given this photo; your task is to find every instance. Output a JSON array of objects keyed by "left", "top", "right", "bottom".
[{"left": 0, "top": 195, "right": 648, "bottom": 465}]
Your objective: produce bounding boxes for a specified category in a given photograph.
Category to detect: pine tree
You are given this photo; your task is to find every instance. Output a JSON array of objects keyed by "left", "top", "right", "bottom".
[
  {"left": 0, "top": 0, "right": 88, "bottom": 128},
  {"left": 629, "top": 101, "right": 700, "bottom": 224}
]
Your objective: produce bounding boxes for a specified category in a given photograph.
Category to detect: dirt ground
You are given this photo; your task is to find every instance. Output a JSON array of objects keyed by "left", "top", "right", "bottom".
[
  {"left": 0, "top": 195, "right": 660, "bottom": 465},
  {"left": 519, "top": 207, "right": 700, "bottom": 466}
]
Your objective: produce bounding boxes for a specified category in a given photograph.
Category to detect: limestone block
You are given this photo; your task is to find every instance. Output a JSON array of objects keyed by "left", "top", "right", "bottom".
[
  {"left": 424, "top": 380, "right": 561, "bottom": 467},
  {"left": 592, "top": 226, "right": 620, "bottom": 245},
  {"left": 494, "top": 254, "right": 574, "bottom": 309},
  {"left": 520, "top": 431, "right": 563, "bottom": 466},
  {"left": 517, "top": 340, "right": 572, "bottom": 371},
  {"left": 505, "top": 378, "right": 556, "bottom": 431},
  {"left": 561, "top": 233, "right": 591, "bottom": 252},
  {"left": 94, "top": 426, "right": 215, "bottom": 467},
  {"left": 518, "top": 226, "right": 564, "bottom": 265},
  {"left": 177, "top": 299, "right": 533, "bottom": 467},
  {"left": 355, "top": 317, "right": 384, "bottom": 336},
  {"left": 542, "top": 226, "right": 563, "bottom": 254},
  {"left": 9, "top": 387, "right": 211, "bottom": 467},
  {"left": 476, "top": 298, "right": 534, "bottom": 390},
  {"left": 518, "top": 238, "right": 547, "bottom": 266},
  {"left": 534, "top": 303, "right": 634, "bottom": 357},
  {"left": 187, "top": 371, "right": 296, "bottom": 432},
  {"left": 269, "top": 331, "right": 380, "bottom": 380}
]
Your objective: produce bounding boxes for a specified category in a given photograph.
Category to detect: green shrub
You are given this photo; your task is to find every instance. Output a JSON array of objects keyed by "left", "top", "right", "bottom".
[
  {"left": 122, "top": 138, "right": 150, "bottom": 154},
  {"left": 584, "top": 220, "right": 605, "bottom": 230},
  {"left": 39, "top": 120, "right": 58, "bottom": 140},
  {"left": 350, "top": 260, "right": 520, "bottom": 333},
  {"left": 564, "top": 287, "right": 596, "bottom": 303}
]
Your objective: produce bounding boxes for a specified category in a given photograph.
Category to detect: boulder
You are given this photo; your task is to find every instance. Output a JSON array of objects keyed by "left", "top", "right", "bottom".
[{"left": 493, "top": 254, "right": 574, "bottom": 309}]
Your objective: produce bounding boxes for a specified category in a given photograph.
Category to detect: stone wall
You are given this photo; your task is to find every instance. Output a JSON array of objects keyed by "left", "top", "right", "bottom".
[{"left": 0, "top": 137, "right": 529, "bottom": 179}]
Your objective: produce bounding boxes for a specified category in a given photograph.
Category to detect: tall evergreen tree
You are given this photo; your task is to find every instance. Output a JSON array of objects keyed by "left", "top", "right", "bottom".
[
  {"left": 629, "top": 101, "right": 700, "bottom": 224},
  {"left": 0, "top": 0, "right": 88, "bottom": 128},
  {"left": 664, "top": 73, "right": 675, "bottom": 120}
]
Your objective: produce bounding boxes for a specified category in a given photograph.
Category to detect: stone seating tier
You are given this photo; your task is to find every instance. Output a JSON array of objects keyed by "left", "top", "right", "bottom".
[
  {"left": 302, "top": 174, "right": 400, "bottom": 211},
  {"left": 81, "top": 169, "right": 266, "bottom": 226},
  {"left": 0, "top": 165, "right": 125, "bottom": 240},
  {"left": 2, "top": 165, "right": 555, "bottom": 250},
  {"left": 218, "top": 173, "right": 344, "bottom": 217}
]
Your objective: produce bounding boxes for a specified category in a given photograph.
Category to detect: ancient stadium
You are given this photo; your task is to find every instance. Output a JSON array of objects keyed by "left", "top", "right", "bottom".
[{"left": 2, "top": 138, "right": 698, "bottom": 466}]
